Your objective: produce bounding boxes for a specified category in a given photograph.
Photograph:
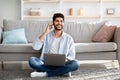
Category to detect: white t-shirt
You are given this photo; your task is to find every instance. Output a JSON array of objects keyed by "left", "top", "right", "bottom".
[{"left": 48, "top": 38, "right": 60, "bottom": 54}]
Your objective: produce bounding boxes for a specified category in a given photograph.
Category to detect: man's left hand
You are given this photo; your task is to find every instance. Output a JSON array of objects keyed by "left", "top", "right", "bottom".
[{"left": 65, "top": 58, "right": 69, "bottom": 62}]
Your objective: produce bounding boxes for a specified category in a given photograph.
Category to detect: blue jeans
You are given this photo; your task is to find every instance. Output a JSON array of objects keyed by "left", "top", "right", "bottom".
[{"left": 29, "top": 57, "right": 80, "bottom": 77}]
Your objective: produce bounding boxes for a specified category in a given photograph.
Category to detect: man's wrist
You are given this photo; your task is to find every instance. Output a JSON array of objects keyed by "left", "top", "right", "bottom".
[{"left": 43, "top": 31, "right": 49, "bottom": 35}]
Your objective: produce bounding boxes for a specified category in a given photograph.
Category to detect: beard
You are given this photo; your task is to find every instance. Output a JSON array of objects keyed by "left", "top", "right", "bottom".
[{"left": 54, "top": 24, "right": 63, "bottom": 31}]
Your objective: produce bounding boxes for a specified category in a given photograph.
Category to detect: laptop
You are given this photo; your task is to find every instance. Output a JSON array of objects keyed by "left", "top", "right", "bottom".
[{"left": 44, "top": 54, "right": 66, "bottom": 66}]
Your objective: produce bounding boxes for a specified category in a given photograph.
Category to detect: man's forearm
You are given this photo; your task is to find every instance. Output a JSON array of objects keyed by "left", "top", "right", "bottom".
[
  {"left": 39, "top": 22, "right": 53, "bottom": 41},
  {"left": 39, "top": 32, "right": 48, "bottom": 41}
]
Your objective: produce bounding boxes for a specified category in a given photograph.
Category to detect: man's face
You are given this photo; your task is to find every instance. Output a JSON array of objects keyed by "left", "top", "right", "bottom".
[{"left": 53, "top": 17, "right": 64, "bottom": 31}]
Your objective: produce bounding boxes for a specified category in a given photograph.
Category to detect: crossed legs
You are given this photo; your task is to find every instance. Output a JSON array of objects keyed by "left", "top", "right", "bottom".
[{"left": 29, "top": 57, "right": 80, "bottom": 77}]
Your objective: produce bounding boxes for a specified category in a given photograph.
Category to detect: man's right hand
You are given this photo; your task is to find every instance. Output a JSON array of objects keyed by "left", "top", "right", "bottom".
[
  {"left": 44, "top": 22, "right": 53, "bottom": 34},
  {"left": 39, "top": 22, "right": 53, "bottom": 41}
]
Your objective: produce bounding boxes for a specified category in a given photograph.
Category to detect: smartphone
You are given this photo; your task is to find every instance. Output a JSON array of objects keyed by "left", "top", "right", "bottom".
[
  {"left": 50, "top": 23, "right": 54, "bottom": 30},
  {"left": 49, "top": 22, "right": 54, "bottom": 30},
  {"left": 49, "top": 25, "right": 53, "bottom": 31}
]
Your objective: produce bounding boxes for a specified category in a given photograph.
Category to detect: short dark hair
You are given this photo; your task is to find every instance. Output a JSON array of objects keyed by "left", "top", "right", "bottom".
[{"left": 53, "top": 13, "right": 64, "bottom": 21}]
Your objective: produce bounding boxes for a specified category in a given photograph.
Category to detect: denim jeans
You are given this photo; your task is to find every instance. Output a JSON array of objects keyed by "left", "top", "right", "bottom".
[{"left": 29, "top": 57, "right": 80, "bottom": 77}]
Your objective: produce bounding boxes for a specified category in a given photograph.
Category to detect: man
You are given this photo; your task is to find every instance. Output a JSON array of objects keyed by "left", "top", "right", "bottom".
[{"left": 29, "top": 13, "right": 80, "bottom": 77}]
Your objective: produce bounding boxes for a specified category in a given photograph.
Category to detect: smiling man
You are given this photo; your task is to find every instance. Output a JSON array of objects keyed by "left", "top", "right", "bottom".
[{"left": 29, "top": 13, "right": 80, "bottom": 77}]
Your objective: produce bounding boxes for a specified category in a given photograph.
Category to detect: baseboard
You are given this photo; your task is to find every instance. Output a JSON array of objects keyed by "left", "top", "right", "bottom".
[{"left": 2, "top": 61, "right": 32, "bottom": 70}]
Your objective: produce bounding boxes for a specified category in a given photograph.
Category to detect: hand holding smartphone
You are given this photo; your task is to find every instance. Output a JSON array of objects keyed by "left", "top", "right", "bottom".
[
  {"left": 45, "top": 22, "right": 53, "bottom": 34},
  {"left": 39, "top": 22, "right": 54, "bottom": 41}
]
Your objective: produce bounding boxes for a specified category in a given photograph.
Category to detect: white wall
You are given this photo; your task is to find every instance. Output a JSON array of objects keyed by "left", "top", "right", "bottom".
[{"left": 0, "top": 0, "right": 21, "bottom": 20}]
